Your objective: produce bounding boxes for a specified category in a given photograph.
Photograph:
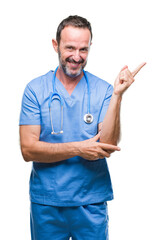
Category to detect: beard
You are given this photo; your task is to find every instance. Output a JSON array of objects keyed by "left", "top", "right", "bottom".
[{"left": 58, "top": 50, "right": 87, "bottom": 78}]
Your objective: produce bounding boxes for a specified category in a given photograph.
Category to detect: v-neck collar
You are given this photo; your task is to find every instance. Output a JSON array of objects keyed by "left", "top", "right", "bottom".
[{"left": 55, "top": 74, "right": 86, "bottom": 100}]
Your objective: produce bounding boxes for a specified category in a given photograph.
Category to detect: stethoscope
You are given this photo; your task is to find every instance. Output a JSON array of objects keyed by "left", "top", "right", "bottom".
[{"left": 49, "top": 66, "right": 93, "bottom": 135}]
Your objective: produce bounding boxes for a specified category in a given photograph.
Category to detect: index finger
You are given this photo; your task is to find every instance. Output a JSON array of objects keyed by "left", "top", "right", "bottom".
[
  {"left": 132, "top": 62, "right": 146, "bottom": 77},
  {"left": 99, "top": 142, "right": 121, "bottom": 151}
]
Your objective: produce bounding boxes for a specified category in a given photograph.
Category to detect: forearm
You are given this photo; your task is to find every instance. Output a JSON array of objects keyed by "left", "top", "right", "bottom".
[
  {"left": 20, "top": 125, "right": 120, "bottom": 163},
  {"left": 100, "top": 62, "right": 146, "bottom": 144},
  {"left": 21, "top": 140, "right": 80, "bottom": 163},
  {"left": 100, "top": 93, "right": 122, "bottom": 145}
]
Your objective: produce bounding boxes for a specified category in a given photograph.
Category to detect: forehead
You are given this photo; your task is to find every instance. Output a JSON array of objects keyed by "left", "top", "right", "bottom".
[{"left": 60, "top": 26, "right": 91, "bottom": 46}]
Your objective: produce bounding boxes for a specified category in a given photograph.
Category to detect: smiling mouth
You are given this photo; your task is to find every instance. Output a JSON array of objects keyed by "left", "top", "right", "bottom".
[
  {"left": 68, "top": 62, "right": 81, "bottom": 69},
  {"left": 66, "top": 57, "right": 84, "bottom": 65}
]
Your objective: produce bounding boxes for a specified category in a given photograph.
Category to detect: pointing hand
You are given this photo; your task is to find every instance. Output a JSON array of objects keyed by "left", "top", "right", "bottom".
[{"left": 114, "top": 62, "right": 146, "bottom": 96}]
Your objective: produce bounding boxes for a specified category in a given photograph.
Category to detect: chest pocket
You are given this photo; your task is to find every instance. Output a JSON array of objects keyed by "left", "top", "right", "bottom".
[
  {"left": 83, "top": 120, "right": 98, "bottom": 136},
  {"left": 82, "top": 92, "right": 101, "bottom": 136}
]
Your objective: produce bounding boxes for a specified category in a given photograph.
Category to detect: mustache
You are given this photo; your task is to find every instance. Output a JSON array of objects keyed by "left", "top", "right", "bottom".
[{"left": 66, "top": 57, "right": 84, "bottom": 64}]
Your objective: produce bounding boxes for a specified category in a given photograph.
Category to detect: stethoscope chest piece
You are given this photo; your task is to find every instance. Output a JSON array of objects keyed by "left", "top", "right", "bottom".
[{"left": 84, "top": 113, "right": 93, "bottom": 124}]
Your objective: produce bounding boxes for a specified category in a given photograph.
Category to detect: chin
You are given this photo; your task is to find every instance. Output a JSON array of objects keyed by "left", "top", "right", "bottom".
[{"left": 65, "top": 67, "right": 83, "bottom": 78}]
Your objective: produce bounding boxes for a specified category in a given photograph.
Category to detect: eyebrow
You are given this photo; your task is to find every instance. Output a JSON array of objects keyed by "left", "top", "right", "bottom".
[
  {"left": 65, "top": 45, "right": 89, "bottom": 50},
  {"left": 65, "top": 45, "right": 75, "bottom": 49}
]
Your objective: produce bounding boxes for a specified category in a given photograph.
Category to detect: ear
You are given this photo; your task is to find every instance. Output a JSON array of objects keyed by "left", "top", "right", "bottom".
[{"left": 52, "top": 39, "right": 58, "bottom": 53}]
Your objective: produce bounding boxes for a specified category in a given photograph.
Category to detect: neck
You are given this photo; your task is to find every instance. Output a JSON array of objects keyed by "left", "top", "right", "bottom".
[
  {"left": 56, "top": 67, "right": 84, "bottom": 96},
  {"left": 56, "top": 67, "right": 83, "bottom": 86}
]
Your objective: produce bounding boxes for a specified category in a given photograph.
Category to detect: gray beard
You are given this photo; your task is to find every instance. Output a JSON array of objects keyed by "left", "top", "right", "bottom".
[
  {"left": 61, "top": 63, "right": 84, "bottom": 78},
  {"left": 58, "top": 52, "right": 87, "bottom": 78}
]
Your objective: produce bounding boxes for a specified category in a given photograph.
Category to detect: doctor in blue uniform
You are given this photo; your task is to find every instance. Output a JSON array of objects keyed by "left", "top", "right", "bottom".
[{"left": 19, "top": 15, "right": 146, "bottom": 240}]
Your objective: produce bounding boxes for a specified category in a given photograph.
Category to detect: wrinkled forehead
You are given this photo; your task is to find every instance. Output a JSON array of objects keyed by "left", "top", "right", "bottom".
[{"left": 60, "top": 26, "right": 91, "bottom": 46}]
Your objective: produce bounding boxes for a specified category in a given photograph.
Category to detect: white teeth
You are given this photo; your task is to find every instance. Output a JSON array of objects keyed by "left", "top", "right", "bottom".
[{"left": 70, "top": 63, "right": 79, "bottom": 67}]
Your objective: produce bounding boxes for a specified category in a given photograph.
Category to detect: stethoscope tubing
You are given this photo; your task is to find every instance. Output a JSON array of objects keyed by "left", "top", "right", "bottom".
[
  {"left": 51, "top": 66, "right": 90, "bottom": 111},
  {"left": 49, "top": 66, "right": 93, "bottom": 134}
]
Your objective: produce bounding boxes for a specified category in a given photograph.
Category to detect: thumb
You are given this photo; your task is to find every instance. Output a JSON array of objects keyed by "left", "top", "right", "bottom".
[{"left": 91, "top": 132, "right": 100, "bottom": 142}]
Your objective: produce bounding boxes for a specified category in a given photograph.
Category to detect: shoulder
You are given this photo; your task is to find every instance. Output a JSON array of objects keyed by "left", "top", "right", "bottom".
[
  {"left": 85, "top": 71, "right": 113, "bottom": 91},
  {"left": 22, "top": 70, "right": 54, "bottom": 104},
  {"left": 27, "top": 70, "right": 53, "bottom": 91}
]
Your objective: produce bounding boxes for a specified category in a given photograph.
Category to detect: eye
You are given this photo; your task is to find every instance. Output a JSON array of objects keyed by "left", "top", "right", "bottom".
[
  {"left": 80, "top": 48, "right": 88, "bottom": 53},
  {"left": 66, "top": 46, "right": 73, "bottom": 51}
]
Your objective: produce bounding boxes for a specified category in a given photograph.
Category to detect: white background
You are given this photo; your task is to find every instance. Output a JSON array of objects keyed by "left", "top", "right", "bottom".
[{"left": 1, "top": 0, "right": 165, "bottom": 239}]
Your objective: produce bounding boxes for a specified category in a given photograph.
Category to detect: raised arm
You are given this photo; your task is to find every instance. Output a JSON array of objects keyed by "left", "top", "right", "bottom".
[
  {"left": 99, "top": 63, "right": 146, "bottom": 145},
  {"left": 20, "top": 125, "right": 120, "bottom": 163}
]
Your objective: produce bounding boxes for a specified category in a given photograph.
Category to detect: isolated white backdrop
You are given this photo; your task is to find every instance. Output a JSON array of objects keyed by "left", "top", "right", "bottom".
[{"left": 0, "top": 0, "right": 165, "bottom": 239}]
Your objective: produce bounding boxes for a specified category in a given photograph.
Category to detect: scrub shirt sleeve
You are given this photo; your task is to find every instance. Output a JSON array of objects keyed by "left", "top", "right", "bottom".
[
  {"left": 98, "top": 84, "right": 113, "bottom": 123},
  {"left": 19, "top": 84, "right": 41, "bottom": 125}
]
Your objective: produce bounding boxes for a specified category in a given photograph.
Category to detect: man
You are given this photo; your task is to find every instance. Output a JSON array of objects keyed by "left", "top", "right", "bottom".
[{"left": 19, "top": 15, "right": 145, "bottom": 240}]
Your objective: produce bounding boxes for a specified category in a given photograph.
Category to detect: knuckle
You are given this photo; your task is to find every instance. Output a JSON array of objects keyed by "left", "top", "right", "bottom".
[{"left": 93, "top": 153, "right": 98, "bottom": 159}]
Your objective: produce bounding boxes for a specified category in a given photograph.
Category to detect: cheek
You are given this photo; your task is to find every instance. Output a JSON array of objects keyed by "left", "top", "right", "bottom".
[
  {"left": 82, "top": 53, "right": 89, "bottom": 61},
  {"left": 59, "top": 47, "right": 70, "bottom": 58},
  {"left": 63, "top": 52, "right": 73, "bottom": 61}
]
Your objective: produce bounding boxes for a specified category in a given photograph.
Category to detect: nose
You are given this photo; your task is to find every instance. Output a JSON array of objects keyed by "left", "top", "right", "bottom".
[{"left": 72, "top": 50, "right": 81, "bottom": 62}]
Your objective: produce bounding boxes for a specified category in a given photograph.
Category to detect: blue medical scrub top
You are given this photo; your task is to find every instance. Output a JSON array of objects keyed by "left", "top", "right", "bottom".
[{"left": 19, "top": 70, "right": 114, "bottom": 207}]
